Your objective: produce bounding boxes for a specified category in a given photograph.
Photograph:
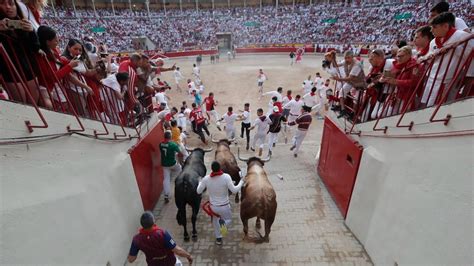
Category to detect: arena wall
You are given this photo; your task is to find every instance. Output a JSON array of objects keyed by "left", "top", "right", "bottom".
[
  {"left": 0, "top": 101, "right": 164, "bottom": 265},
  {"left": 337, "top": 98, "right": 474, "bottom": 265}
]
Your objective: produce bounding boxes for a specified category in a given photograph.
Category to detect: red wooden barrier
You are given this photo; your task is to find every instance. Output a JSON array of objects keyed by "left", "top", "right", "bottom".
[
  {"left": 236, "top": 47, "right": 315, "bottom": 53},
  {"left": 129, "top": 121, "right": 165, "bottom": 210},
  {"left": 164, "top": 50, "right": 218, "bottom": 58},
  {"left": 318, "top": 117, "right": 363, "bottom": 218}
]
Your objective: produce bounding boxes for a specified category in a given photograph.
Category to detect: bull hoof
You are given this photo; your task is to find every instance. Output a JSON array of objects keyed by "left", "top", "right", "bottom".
[
  {"left": 192, "top": 233, "right": 198, "bottom": 240},
  {"left": 184, "top": 235, "right": 190, "bottom": 242}
]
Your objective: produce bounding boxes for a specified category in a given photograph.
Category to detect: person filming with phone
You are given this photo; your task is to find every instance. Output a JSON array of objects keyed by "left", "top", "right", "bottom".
[{"left": 0, "top": 0, "right": 41, "bottom": 104}]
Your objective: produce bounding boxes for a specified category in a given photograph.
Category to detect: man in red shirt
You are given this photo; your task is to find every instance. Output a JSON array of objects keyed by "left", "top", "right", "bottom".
[
  {"left": 118, "top": 53, "right": 142, "bottom": 110},
  {"left": 272, "top": 96, "right": 283, "bottom": 114},
  {"left": 189, "top": 103, "right": 210, "bottom": 144},
  {"left": 203, "top": 92, "right": 221, "bottom": 130}
]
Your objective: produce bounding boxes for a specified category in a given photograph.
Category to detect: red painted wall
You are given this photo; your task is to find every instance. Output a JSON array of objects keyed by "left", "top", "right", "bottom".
[
  {"left": 317, "top": 117, "right": 363, "bottom": 218},
  {"left": 164, "top": 50, "right": 218, "bottom": 58},
  {"left": 236, "top": 47, "right": 315, "bottom": 54},
  {"left": 129, "top": 122, "right": 164, "bottom": 210}
]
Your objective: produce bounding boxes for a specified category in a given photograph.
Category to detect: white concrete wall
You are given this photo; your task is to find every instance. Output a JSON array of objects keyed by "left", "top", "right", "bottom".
[
  {"left": 0, "top": 101, "right": 157, "bottom": 264},
  {"left": 340, "top": 98, "right": 474, "bottom": 265}
]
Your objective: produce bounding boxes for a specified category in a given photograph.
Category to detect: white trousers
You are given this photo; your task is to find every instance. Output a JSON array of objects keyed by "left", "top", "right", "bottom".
[
  {"left": 225, "top": 126, "right": 235, "bottom": 139},
  {"left": 178, "top": 143, "right": 189, "bottom": 161},
  {"left": 292, "top": 129, "right": 307, "bottom": 154},
  {"left": 162, "top": 163, "right": 182, "bottom": 197},
  {"left": 267, "top": 132, "right": 279, "bottom": 151},
  {"left": 207, "top": 110, "right": 220, "bottom": 122},
  {"left": 211, "top": 204, "right": 232, "bottom": 238},
  {"left": 252, "top": 133, "right": 266, "bottom": 149}
]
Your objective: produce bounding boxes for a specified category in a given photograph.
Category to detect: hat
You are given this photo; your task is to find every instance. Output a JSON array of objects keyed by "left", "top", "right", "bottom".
[{"left": 273, "top": 106, "right": 279, "bottom": 112}]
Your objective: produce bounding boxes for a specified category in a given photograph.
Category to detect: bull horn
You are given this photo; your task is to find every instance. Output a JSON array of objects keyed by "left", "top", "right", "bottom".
[
  {"left": 261, "top": 153, "right": 271, "bottom": 163},
  {"left": 228, "top": 137, "right": 236, "bottom": 143},
  {"left": 203, "top": 146, "right": 213, "bottom": 153},
  {"left": 210, "top": 134, "right": 220, "bottom": 143},
  {"left": 237, "top": 147, "right": 249, "bottom": 162}
]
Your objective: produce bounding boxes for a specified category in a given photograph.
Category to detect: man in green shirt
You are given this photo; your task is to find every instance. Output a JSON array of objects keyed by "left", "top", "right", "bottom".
[{"left": 160, "top": 131, "right": 182, "bottom": 203}]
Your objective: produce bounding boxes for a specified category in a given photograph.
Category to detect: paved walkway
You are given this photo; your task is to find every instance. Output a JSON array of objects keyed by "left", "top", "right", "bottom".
[{"left": 133, "top": 120, "right": 372, "bottom": 265}]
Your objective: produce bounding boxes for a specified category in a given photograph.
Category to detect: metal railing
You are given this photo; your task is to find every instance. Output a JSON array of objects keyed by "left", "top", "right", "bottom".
[
  {"left": 338, "top": 35, "right": 473, "bottom": 135},
  {"left": 0, "top": 34, "right": 153, "bottom": 138}
]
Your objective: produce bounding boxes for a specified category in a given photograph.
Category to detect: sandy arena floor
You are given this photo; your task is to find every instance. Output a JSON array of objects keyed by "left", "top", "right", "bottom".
[{"left": 132, "top": 54, "right": 372, "bottom": 265}]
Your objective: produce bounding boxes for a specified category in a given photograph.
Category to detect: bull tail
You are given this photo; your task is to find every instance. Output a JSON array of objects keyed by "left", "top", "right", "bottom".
[{"left": 176, "top": 206, "right": 186, "bottom": 226}]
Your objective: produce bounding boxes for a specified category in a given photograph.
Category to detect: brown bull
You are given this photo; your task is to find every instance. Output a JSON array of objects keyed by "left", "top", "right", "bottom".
[
  {"left": 213, "top": 137, "right": 241, "bottom": 203},
  {"left": 238, "top": 149, "right": 276, "bottom": 242}
]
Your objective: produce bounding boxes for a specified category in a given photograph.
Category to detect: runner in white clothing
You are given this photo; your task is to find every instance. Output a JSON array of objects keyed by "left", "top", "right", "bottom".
[
  {"left": 282, "top": 94, "right": 304, "bottom": 143},
  {"left": 218, "top": 106, "right": 239, "bottom": 140},
  {"left": 187, "top": 79, "right": 196, "bottom": 95},
  {"left": 192, "top": 64, "right": 201, "bottom": 85},
  {"left": 197, "top": 161, "right": 244, "bottom": 245},
  {"left": 302, "top": 75, "right": 314, "bottom": 94},
  {"left": 262, "top": 87, "right": 283, "bottom": 115},
  {"left": 314, "top": 72, "right": 324, "bottom": 89},
  {"left": 173, "top": 67, "right": 184, "bottom": 92},
  {"left": 249, "top": 108, "right": 272, "bottom": 157},
  {"left": 257, "top": 69, "right": 267, "bottom": 96}
]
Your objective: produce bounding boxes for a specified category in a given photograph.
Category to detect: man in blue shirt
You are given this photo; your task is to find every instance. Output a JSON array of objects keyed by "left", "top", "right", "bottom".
[{"left": 128, "top": 211, "right": 193, "bottom": 266}]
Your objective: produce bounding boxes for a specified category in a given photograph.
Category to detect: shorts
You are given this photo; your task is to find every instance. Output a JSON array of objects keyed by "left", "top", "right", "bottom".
[
  {"left": 258, "top": 82, "right": 264, "bottom": 87},
  {"left": 282, "top": 108, "right": 290, "bottom": 118}
]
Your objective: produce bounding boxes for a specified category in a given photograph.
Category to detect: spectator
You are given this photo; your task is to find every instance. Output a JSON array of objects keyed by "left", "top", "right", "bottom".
[
  {"left": 429, "top": 1, "right": 470, "bottom": 32},
  {"left": 413, "top": 26, "right": 434, "bottom": 58},
  {"left": 101, "top": 72, "right": 129, "bottom": 124},
  {"left": 0, "top": 0, "right": 40, "bottom": 103},
  {"left": 18, "top": 0, "right": 47, "bottom": 30}
]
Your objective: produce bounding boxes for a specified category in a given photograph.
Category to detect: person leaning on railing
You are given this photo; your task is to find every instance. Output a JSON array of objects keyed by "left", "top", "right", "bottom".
[
  {"left": 0, "top": 0, "right": 40, "bottom": 103},
  {"left": 379, "top": 46, "right": 422, "bottom": 115},
  {"left": 36, "top": 25, "right": 79, "bottom": 110}
]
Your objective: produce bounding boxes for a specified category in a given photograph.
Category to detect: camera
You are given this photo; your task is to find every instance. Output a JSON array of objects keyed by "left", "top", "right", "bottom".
[
  {"left": 7, "top": 20, "right": 22, "bottom": 30},
  {"left": 322, "top": 59, "right": 331, "bottom": 69}
]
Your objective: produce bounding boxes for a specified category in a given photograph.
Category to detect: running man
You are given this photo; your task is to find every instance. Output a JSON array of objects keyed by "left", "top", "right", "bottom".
[
  {"left": 239, "top": 103, "right": 251, "bottom": 150},
  {"left": 219, "top": 106, "right": 239, "bottom": 140},
  {"left": 203, "top": 92, "right": 221, "bottom": 130},
  {"left": 302, "top": 75, "right": 314, "bottom": 94},
  {"left": 197, "top": 161, "right": 244, "bottom": 245},
  {"left": 173, "top": 67, "right": 184, "bottom": 92},
  {"left": 159, "top": 131, "right": 183, "bottom": 203},
  {"left": 249, "top": 108, "right": 271, "bottom": 157},
  {"left": 283, "top": 94, "right": 304, "bottom": 143},
  {"left": 288, "top": 105, "right": 313, "bottom": 158},
  {"left": 189, "top": 103, "right": 210, "bottom": 144},
  {"left": 262, "top": 87, "right": 283, "bottom": 115},
  {"left": 257, "top": 69, "right": 267, "bottom": 96},
  {"left": 267, "top": 106, "right": 287, "bottom": 156},
  {"left": 192, "top": 63, "right": 201, "bottom": 85}
]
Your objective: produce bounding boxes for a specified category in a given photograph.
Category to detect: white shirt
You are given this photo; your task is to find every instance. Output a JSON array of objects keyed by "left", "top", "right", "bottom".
[
  {"left": 179, "top": 132, "right": 187, "bottom": 144},
  {"left": 262, "top": 91, "right": 283, "bottom": 102},
  {"left": 101, "top": 74, "right": 125, "bottom": 111},
  {"left": 188, "top": 81, "right": 196, "bottom": 94},
  {"left": 222, "top": 113, "right": 238, "bottom": 128},
  {"left": 314, "top": 77, "right": 324, "bottom": 89},
  {"left": 423, "top": 30, "right": 473, "bottom": 105},
  {"left": 177, "top": 113, "right": 187, "bottom": 129},
  {"left": 284, "top": 99, "right": 304, "bottom": 115},
  {"left": 302, "top": 79, "right": 314, "bottom": 93},
  {"left": 173, "top": 69, "right": 183, "bottom": 81},
  {"left": 193, "top": 66, "right": 200, "bottom": 76},
  {"left": 197, "top": 173, "right": 243, "bottom": 206},
  {"left": 303, "top": 92, "right": 319, "bottom": 107},
  {"left": 253, "top": 116, "right": 271, "bottom": 135},
  {"left": 18, "top": 2, "right": 39, "bottom": 30},
  {"left": 241, "top": 110, "right": 251, "bottom": 124},
  {"left": 282, "top": 96, "right": 292, "bottom": 107},
  {"left": 155, "top": 92, "right": 168, "bottom": 106},
  {"left": 455, "top": 17, "right": 469, "bottom": 32},
  {"left": 257, "top": 73, "right": 267, "bottom": 82},
  {"left": 157, "top": 109, "right": 171, "bottom": 120}
]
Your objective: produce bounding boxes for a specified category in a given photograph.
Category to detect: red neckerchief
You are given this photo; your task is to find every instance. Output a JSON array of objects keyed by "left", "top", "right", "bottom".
[
  {"left": 417, "top": 45, "right": 429, "bottom": 57},
  {"left": 139, "top": 224, "right": 159, "bottom": 234},
  {"left": 162, "top": 139, "right": 170, "bottom": 144},
  {"left": 210, "top": 170, "right": 224, "bottom": 177},
  {"left": 310, "top": 92, "right": 315, "bottom": 96},
  {"left": 435, "top": 27, "right": 456, "bottom": 48},
  {"left": 369, "top": 59, "right": 386, "bottom": 75},
  {"left": 287, "top": 95, "right": 292, "bottom": 100},
  {"left": 227, "top": 111, "right": 232, "bottom": 116},
  {"left": 259, "top": 115, "right": 267, "bottom": 122}
]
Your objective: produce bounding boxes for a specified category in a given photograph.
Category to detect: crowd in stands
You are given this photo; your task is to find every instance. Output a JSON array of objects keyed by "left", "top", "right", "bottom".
[
  {"left": 41, "top": 2, "right": 472, "bottom": 52},
  {"left": 1, "top": 0, "right": 472, "bottom": 131}
]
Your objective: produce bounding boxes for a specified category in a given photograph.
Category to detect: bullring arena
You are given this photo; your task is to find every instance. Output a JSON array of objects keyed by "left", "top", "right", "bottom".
[{"left": 132, "top": 54, "right": 372, "bottom": 265}]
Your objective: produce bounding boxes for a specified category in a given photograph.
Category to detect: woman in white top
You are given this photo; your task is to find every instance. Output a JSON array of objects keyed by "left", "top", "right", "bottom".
[{"left": 197, "top": 161, "right": 244, "bottom": 245}]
